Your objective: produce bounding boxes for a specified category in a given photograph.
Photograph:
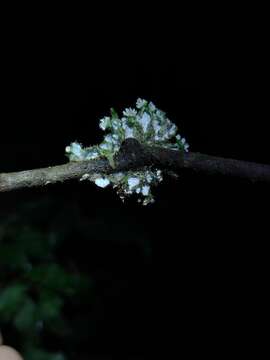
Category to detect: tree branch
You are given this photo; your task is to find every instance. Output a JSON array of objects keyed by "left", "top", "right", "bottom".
[{"left": 0, "top": 139, "right": 269, "bottom": 193}]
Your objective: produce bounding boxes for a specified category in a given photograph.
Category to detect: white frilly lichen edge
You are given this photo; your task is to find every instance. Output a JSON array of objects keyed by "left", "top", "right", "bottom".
[{"left": 65, "top": 98, "right": 189, "bottom": 205}]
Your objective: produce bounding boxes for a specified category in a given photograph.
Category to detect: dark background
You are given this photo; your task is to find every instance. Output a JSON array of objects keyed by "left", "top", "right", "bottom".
[{"left": 0, "top": 21, "right": 269, "bottom": 358}]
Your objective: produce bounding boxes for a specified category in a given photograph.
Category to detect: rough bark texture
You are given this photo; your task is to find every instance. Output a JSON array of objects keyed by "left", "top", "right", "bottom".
[{"left": 0, "top": 139, "right": 269, "bottom": 193}]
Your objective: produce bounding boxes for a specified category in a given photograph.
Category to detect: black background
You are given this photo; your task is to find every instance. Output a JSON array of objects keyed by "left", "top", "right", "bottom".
[{"left": 0, "top": 16, "right": 269, "bottom": 358}]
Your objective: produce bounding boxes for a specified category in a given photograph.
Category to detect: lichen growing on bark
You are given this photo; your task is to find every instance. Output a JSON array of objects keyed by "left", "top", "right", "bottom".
[{"left": 66, "top": 99, "right": 189, "bottom": 205}]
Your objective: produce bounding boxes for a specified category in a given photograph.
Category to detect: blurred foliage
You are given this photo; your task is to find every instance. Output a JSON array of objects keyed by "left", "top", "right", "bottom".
[
  {"left": 0, "top": 198, "right": 94, "bottom": 360},
  {"left": 0, "top": 194, "right": 152, "bottom": 359}
]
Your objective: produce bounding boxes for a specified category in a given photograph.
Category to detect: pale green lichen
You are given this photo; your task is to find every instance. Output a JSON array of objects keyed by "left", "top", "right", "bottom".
[{"left": 65, "top": 99, "right": 189, "bottom": 205}]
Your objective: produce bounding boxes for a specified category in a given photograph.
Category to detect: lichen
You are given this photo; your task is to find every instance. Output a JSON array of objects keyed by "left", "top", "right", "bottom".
[{"left": 65, "top": 99, "right": 189, "bottom": 205}]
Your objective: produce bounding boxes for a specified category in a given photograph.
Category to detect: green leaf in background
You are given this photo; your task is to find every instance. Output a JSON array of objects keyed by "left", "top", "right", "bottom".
[
  {"left": 0, "top": 284, "right": 28, "bottom": 319},
  {"left": 14, "top": 297, "right": 37, "bottom": 332},
  {"left": 24, "top": 347, "right": 66, "bottom": 360},
  {"left": 38, "top": 293, "right": 63, "bottom": 322}
]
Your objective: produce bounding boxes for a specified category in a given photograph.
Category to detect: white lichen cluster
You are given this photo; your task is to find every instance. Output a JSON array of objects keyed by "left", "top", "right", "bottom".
[{"left": 65, "top": 99, "right": 189, "bottom": 205}]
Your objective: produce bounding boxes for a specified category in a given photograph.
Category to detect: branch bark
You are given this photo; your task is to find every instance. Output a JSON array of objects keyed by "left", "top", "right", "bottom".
[{"left": 0, "top": 139, "right": 269, "bottom": 193}]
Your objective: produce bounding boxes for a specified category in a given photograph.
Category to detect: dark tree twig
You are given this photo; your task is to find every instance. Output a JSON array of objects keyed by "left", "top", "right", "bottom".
[{"left": 0, "top": 139, "right": 269, "bottom": 193}]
